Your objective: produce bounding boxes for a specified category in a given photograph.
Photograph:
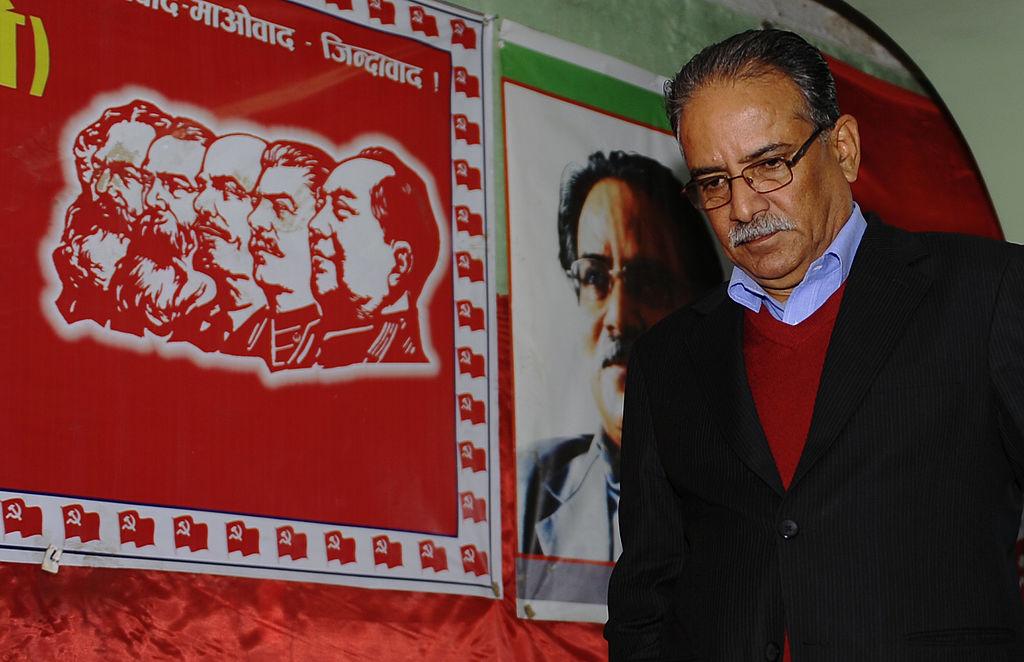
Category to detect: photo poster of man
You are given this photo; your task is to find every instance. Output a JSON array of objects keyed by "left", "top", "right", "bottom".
[
  {"left": 500, "top": 22, "right": 726, "bottom": 622},
  {"left": 0, "top": 0, "right": 501, "bottom": 599}
]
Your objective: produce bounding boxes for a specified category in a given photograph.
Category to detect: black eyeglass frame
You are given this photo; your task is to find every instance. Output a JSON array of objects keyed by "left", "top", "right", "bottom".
[
  {"left": 564, "top": 256, "right": 680, "bottom": 311},
  {"left": 682, "top": 125, "right": 827, "bottom": 211}
]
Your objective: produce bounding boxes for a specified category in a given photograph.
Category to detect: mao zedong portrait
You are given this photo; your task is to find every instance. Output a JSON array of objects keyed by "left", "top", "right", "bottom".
[
  {"left": 605, "top": 29, "right": 1024, "bottom": 661},
  {"left": 308, "top": 147, "right": 440, "bottom": 367},
  {"left": 518, "top": 151, "right": 721, "bottom": 570}
]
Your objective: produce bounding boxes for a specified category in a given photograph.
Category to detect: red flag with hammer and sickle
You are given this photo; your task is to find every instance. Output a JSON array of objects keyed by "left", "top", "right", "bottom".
[
  {"left": 2, "top": 498, "right": 43, "bottom": 538},
  {"left": 118, "top": 509, "right": 155, "bottom": 547}
]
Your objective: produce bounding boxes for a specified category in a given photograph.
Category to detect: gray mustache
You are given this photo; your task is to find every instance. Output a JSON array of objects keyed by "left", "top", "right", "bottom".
[{"left": 730, "top": 213, "right": 797, "bottom": 248}]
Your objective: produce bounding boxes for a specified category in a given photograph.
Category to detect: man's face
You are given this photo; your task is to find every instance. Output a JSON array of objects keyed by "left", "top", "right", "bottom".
[
  {"left": 678, "top": 70, "right": 856, "bottom": 293},
  {"left": 90, "top": 120, "right": 156, "bottom": 223},
  {"left": 309, "top": 158, "right": 399, "bottom": 323},
  {"left": 140, "top": 135, "right": 205, "bottom": 259},
  {"left": 193, "top": 136, "right": 265, "bottom": 288},
  {"left": 575, "top": 177, "right": 688, "bottom": 447},
  {"left": 248, "top": 165, "right": 318, "bottom": 299}
]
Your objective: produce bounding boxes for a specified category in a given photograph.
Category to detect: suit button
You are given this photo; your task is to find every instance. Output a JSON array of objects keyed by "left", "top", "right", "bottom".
[
  {"left": 779, "top": 519, "right": 799, "bottom": 539},
  {"left": 765, "top": 641, "right": 781, "bottom": 660}
]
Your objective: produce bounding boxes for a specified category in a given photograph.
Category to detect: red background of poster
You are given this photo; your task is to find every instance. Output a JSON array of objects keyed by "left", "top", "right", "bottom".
[{"left": 0, "top": 0, "right": 457, "bottom": 534}]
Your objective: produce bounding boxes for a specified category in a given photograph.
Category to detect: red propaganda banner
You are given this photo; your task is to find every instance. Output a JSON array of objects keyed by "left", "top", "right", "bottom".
[{"left": 0, "top": 0, "right": 497, "bottom": 599}]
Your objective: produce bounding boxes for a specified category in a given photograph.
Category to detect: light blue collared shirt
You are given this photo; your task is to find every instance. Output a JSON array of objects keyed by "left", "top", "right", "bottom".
[{"left": 727, "top": 203, "right": 867, "bottom": 326}]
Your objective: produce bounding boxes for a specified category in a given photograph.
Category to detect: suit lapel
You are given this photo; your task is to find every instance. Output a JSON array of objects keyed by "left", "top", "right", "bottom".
[
  {"left": 790, "top": 220, "right": 933, "bottom": 488},
  {"left": 536, "top": 440, "right": 611, "bottom": 559},
  {"left": 687, "top": 291, "right": 785, "bottom": 497}
]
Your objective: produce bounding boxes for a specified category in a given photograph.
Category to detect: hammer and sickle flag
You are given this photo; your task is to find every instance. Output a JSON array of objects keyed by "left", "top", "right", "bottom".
[
  {"left": 62, "top": 504, "right": 100, "bottom": 543},
  {"left": 455, "top": 205, "right": 483, "bottom": 237},
  {"left": 409, "top": 6, "right": 438, "bottom": 37},
  {"left": 456, "top": 300, "right": 485, "bottom": 332},
  {"left": 457, "top": 347, "right": 485, "bottom": 378},
  {"left": 459, "top": 491, "right": 487, "bottom": 523},
  {"left": 453, "top": 67, "right": 480, "bottom": 98},
  {"left": 458, "top": 441, "right": 487, "bottom": 472},
  {"left": 173, "top": 514, "right": 209, "bottom": 552},
  {"left": 325, "top": 530, "right": 357, "bottom": 565},
  {"left": 449, "top": 19, "right": 476, "bottom": 49},
  {"left": 460, "top": 544, "right": 488, "bottom": 576},
  {"left": 372, "top": 534, "right": 403, "bottom": 568},
  {"left": 118, "top": 509, "right": 155, "bottom": 548},
  {"left": 418, "top": 539, "right": 448, "bottom": 572},
  {"left": 1, "top": 497, "right": 42, "bottom": 537},
  {"left": 276, "top": 525, "right": 308, "bottom": 560},
  {"left": 455, "top": 252, "right": 485, "bottom": 283},
  {"left": 458, "top": 393, "right": 486, "bottom": 425},
  {"left": 454, "top": 160, "right": 482, "bottom": 190},
  {"left": 367, "top": 0, "right": 395, "bottom": 24},
  {"left": 226, "top": 520, "right": 260, "bottom": 557},
  {"left": 453, "top": 115, "right": 481, "bottom": 146}
]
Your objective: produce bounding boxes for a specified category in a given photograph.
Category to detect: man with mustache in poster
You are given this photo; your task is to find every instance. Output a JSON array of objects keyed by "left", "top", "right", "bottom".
[
  {"left": 110, "top": 117, "right": 217, "bottom": 340},
  {"left": 191, "top": 133, "right": 269, "bottom": 353},
  {"left": 233, "top": 140, "right": 331, "bottom": 370},
  {"left": 517, "top": 151, "right": 721, "bottom": 604}
]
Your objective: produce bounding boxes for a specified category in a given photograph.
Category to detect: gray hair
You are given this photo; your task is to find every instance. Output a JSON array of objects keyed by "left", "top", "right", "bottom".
[{"left": 665, "top": 28, "right": 840, "bottom": 138}]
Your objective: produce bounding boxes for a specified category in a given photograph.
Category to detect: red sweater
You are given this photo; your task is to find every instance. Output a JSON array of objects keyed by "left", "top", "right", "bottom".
[
  {"left": 742, "top": 284, "right": 845, "bottom": 661},
  {"left": 743, "top": 284, "right": 846, "bottom": 489}
]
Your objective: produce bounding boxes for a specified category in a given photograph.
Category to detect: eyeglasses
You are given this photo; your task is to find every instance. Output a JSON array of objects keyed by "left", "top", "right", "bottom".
[
  {"left": 567, "top": 257, "right": 680, "bottom": 311},
  {"left": 682, "top": 126, "right": 826, "bottom": 211}
]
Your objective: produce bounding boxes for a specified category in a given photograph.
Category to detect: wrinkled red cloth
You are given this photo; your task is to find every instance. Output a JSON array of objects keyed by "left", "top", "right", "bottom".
[
  {"left": 0, "top": 297, "right": 606, "bottom": 661},
  {"left": 0, "top": 563, "right": 604, "bottom": 660},
  {"left": 830, "top": 55, "right": 1002, "bottom": 239}
]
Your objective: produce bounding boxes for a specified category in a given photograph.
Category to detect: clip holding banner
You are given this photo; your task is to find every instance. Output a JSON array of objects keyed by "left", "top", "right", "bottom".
[{"left": 41, "top": 545, "right": 62, "bottom": 574}]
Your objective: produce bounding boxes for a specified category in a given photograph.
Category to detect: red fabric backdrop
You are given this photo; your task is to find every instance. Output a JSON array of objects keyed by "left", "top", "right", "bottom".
[
  {"left": 829, "top": 56, "right": 1001, "bottom": 239},
  {"left": 0, "top": 297, "right": 607, "bottom": 661},
  {"left": 0, "top": 50, "right": 1002, "bottom": 662}
]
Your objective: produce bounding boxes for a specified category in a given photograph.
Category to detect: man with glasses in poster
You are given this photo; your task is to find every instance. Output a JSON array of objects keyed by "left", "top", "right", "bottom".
[
  {"left": 518, "top": 150, "right": 721, "bottom": 604},
  {"left": 606, "top": 29, "right": 1024, "bottom": 661}
]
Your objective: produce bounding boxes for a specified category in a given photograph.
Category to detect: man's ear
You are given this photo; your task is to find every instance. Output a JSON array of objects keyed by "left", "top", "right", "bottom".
[
  {"left": 831, "top": 113, "right": 861, "bottom": 184},
  {"left": 388, "top": 241, "right": 413, "bottom": 288}
]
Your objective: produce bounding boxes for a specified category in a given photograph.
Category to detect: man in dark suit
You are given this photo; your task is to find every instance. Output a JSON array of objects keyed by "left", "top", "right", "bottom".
[{"left": 605, "top": 29, "right": 1024, "bottom": 661}]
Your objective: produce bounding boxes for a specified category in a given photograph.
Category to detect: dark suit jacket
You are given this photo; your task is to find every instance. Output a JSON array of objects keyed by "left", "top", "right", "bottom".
[
  {"left": 519, "top": 432, "right": 617, "bottom": 561},
  {"left": 605, "top": 218, "right": 1024, "bottom": 661}
]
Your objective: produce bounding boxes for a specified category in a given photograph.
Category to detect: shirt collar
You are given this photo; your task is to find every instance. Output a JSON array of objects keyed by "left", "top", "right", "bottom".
[{"left": 727, "top": 202, "right": 867, "bottom": 316}]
